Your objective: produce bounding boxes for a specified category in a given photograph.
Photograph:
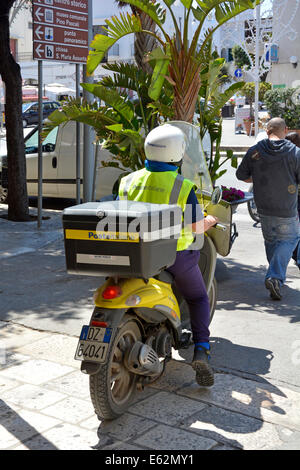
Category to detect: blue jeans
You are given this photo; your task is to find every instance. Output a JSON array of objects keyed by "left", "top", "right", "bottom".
[{"left": 260, "top": 214, "right": 300, "bottom": 284}]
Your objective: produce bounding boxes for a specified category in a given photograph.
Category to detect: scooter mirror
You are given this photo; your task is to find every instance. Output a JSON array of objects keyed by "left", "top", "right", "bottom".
[{"left": 211, "top": 187, "right": 222, "bottom": 205}]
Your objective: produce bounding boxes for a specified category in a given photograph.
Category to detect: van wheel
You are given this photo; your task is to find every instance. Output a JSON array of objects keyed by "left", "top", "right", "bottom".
[
  {"left": 0, "top": 186, "right": 8, "bottom": 204},
  {"left": 22, "top": 119, "right": 28, "bottom": 127}
]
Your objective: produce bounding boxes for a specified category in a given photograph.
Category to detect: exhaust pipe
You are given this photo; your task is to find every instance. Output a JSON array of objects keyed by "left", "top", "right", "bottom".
[{"left": 125, "top": 341, "right": 163, "bottom": 377}]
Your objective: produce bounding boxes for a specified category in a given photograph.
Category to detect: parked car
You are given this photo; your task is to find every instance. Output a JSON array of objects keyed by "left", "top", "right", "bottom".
[
  {"left": 22, "top": 101, "right": 60, "bottom": 127},
  {"left": 0, "top": 122, "right": 123, "bottom": 203}
]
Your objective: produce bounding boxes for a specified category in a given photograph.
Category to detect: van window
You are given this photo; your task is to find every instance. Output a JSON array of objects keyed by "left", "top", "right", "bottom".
[{"left": 25, "top": 127, "right": 59, "bottom": 154}]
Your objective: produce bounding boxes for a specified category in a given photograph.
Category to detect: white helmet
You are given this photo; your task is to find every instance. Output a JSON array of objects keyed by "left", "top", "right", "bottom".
[{"left": 144, "top": 124, "right": 186, "bottom": 164}]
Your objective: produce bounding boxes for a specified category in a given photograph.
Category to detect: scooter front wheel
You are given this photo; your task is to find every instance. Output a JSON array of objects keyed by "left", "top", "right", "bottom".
[
  {"left": 208, "top": 277, "right": 217, "bottom": 324},
  {"left": 89, "top": 315, "right": 142, "bottom": 421}
]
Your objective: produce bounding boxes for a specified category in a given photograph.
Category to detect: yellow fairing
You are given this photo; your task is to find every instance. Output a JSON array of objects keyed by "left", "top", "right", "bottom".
[{"left": 94, "top": 277, "right": 181, "bottom": 321}]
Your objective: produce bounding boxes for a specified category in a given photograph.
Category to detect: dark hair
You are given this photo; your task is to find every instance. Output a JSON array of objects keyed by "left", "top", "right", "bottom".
[{"left": 286, "top": 132, "right": 300, "bottom": 148}]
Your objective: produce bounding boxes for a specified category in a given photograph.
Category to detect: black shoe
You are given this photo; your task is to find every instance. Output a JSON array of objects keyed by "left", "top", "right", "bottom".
[
  {"left": 265, "top": 278, "right": 282, "bottom": 300},
  {"left": 192, "top": 346, "right": 214, "bottom": 387}
]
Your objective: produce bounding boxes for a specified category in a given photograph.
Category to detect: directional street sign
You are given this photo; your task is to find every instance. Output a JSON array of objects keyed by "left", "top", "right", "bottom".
[
  {"left": 234, "top": 68, "right": 243, "bottom": 79},
  {"left": 33, "top": 0, "right": 89, "bottom": 63}
]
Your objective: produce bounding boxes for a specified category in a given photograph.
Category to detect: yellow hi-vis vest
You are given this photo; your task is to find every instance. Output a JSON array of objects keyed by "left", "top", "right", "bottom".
[{"left": 118, "top": 168, "right": 196, "bottom": 251}]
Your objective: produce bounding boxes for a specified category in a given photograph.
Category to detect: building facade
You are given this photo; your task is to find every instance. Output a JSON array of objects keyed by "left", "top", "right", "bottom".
[{"left": 269, "top": 0, "right": 300, "bottom": 88}]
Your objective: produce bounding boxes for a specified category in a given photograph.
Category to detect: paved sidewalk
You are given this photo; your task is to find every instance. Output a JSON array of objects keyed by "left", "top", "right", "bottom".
[
  {"left": 1, "top": 320, "right": 300, "bottom": 451},
  {"left": 0, "top": 203, "right": 300, "bottom": 450}
]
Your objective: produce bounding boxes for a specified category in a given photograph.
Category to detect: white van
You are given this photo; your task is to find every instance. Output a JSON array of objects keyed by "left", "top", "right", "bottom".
[{"left": 0, "top": 122, "right": 123, "bottom": 203}]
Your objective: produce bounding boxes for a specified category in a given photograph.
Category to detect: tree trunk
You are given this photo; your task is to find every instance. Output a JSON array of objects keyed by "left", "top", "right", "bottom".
[
  {"left": 170, "top": 49, "right": 202, "bottom": 123},
  {"left": 134, "top": 10, "right": 156, "bottom": 74},
  {"left": 0, "top": 1, "right": 29, "bottom": 221}
]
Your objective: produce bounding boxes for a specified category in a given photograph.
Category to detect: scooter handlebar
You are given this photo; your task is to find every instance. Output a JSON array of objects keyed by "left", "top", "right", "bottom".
[{"left": 214, "top": 223, "right": 227, "bottom": 232}]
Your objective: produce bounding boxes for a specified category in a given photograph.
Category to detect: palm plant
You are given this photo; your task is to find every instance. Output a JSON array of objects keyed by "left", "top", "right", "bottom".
[
  {"left": 44, "top": 63, "right": 173, "bottom": 172},
  {"left": 88, "top": 0, "right": 260, "bottom": 123},
  {"left": 197, "top": 41, "right": 244, "bottom": 183},
  {"left": 115, "top": 0, "right": 157, "bottom": 73}
]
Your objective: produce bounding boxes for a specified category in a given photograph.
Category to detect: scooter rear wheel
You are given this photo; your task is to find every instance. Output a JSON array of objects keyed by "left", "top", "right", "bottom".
[{"left": 89, "top": 315, "right": 142, "bottom": 421}]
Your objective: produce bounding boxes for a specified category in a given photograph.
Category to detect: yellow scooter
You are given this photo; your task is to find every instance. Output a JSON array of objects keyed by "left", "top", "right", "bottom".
[{"left": 63, "top": 122, "right": 236, "bottom": 420}]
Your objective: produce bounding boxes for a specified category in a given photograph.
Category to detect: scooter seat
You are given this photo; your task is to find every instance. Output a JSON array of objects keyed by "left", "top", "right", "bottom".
[{"left": 154, "top": 270, "right": 174, "bottom": 284}]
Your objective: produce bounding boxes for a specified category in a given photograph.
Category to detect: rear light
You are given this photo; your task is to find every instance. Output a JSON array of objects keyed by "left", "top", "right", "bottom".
[
  {"left": 102, "top": 285, "right": 122, "bottom": 299},
  {"left": 91, "top": 321, "right": 108, "bottom": 328}
]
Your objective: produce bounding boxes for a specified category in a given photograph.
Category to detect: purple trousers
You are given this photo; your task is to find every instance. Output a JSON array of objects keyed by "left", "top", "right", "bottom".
[{"left": 166, "top": 250, "right": 210, "bottom": 343}]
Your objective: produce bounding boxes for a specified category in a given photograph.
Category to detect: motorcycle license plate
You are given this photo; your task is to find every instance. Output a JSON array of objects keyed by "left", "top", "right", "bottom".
[{"left": 74, "top": 325, "right": 113, "bottom": 363}]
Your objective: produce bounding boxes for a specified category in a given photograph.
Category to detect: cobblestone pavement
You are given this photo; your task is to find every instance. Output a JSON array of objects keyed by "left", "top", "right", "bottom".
[{"left": 1, "top": 321, "right": 300, "bottom": 451}]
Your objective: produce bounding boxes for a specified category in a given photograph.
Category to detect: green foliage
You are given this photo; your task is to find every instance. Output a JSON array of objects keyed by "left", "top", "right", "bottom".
[
  {"left": 239, "top": 81, "right": 271, "bottom": 117},
  {"left": 232, "top": 44, "right": 251, "bottom": 69},
  {"left": 264, "top": 87, "right": 300, "bottom": 129},
  {"left": 196, "top": 44, "right": 243, "bottom": 183},
  {"left": 44, "top": 63, "right": 173, "bottom": 172},
  {"left": 86, "top": 0, "right": 260, "bottom": 107}
]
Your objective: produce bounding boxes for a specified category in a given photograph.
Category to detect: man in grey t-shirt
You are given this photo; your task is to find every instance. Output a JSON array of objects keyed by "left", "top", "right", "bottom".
[{"left": 236, "top": 118, "right": 300, "bottom": 300}]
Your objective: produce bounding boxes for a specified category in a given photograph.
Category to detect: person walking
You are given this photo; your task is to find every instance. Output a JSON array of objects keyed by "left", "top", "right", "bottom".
[
  {"left": 285, "top": 131, "right": 300, "bottom": 269},
  {"left": 236, "top": 118, "right": 300, "bottom": 300},
  {"left": 119, "top": 124, "right": 218, "bottom": 386}
]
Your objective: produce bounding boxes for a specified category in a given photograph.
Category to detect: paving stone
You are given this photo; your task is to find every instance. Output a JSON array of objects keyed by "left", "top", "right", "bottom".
[
  {"left": 177, "top": 373, "right": 300, "bottom": 431},
  {"left": 101, "top": 441, "right": 146, "bottom": 450},
  {"left": 0, "top": 352, "right": 31, "bottom": 371},
  {"left": 0, "top": 358, "right": 74, "bottom": 385},
  {"left": 42, "top": 396, "right": 95, "bottom": 424},
  {"left": 0, "top": 375, "right": 21, "bottom": 393},
  {"left": 14, "top": 423, "right": 98, "bottom": 450},
  {"left": 1, "top": 384, "right": 65, "bottom": 411},
  {"left": 79, "top": 414, "right": 100, "bottom": 432},
  {"left": 98, "top": 412, "right": 157, "bottom": 441},
  {"left": 0, "top": 409, "right": 60, "bottom": 450},
  {"left": 179, "top": 404, "right": 284, "bottom": 450},
  {"left": 0, "top": 399, "right": 20, "bottom": 421},
  {"left": 43, "top": 370, "right": 90, "bottom": 400},
  {"left": 131, "top": 386, "right": 159, "bottom": 405},
  {"left": 130, "top": 391, "right": 206, "bottom": 426},
  {"left": 150, "top": 360, "right": 195, "bottom": 392},
  {"left": 16, "top": 334, "right": 79, "bottom": 368},
  {"left": 133, "top": 424, "right": 218, "bottom": 450},
  {"left": 0, "top": 322, "right": 52, "bottom": 350}
]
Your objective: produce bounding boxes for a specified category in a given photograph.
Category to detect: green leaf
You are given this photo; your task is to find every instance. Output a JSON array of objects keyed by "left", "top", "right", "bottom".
[
  {"left": 106, "top": 124, "right": 124, "bottom": 132},
  {"left": 87, "top": 12, "right": 142, "bottom": 75},
  {"left": 231, "top": 155, "right": 238, "bottom": 169},
  {"left": 118, "top": 0, "right": 166, "bottom": 25},
  {"left": 214, "top": 169, "right": 227, "bottom": 180},
  {"left": 81, "top": 84, "right": 134, "bottom": 124},
  {"left": 180, "top": 0, "right": 193, "bottom": 8},
  {"left": 164, "top": 0, "right": 177, "bottom": 6},
  {"left": 215, "top": 1, "right": 258, "bottom": 26},
  {"left": 148, "top": 47, "right": 171, "bottom": 100}
]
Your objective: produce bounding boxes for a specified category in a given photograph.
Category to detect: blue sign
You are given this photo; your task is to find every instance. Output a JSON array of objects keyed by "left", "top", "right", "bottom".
[{"left": 234, "top": 68, "right": 243, "bottom": 78}]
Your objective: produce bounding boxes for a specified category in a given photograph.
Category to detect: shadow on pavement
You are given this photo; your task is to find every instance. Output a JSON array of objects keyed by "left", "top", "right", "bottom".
[
  {"left": 216, "top": 258, "right": 300, "bottom": 323},
  {"left": 0, "top": 400, "right": 58, "bottom": 450},
  {"left": 94, "top": 340, "right": 286, "bottom": 450}
]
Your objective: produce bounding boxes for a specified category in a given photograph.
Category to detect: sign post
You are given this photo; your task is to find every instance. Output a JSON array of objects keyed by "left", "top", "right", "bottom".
[
  {"left": 32, "top": 0, "right": 89, "bottom": 227},
  {"left": 33, "top": 0, "right": 89, "bottom": 63}
]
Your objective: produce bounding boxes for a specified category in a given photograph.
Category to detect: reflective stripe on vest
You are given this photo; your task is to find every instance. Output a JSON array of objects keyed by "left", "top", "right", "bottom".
[{"left": 119, "top": 169, "right": 195, "bottom": 251}]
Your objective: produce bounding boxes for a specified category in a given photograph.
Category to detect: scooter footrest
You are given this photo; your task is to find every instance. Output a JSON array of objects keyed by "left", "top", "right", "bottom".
[{"left": 179, "top": 331, "right": 193, "bottom": 349}]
